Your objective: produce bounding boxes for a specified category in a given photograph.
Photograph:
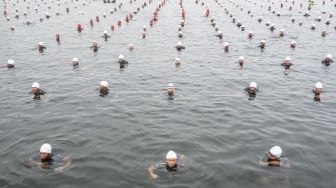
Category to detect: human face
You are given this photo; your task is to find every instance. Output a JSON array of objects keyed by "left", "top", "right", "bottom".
[
  {"left": 167, "top": 87, "right": 174, "bottom": 95},
  {"left": 250, "top": 87, "right": 256, "bottom": 91},
  {"left": 99, "top": 85, "right": 107, "bottom": 93},
  {"left": 40, "top": 152, "right": 50, "bottom": 160},
  {"left": 32, "top": 87, "right": 40, "bottom": 95},
  {"left": 166, "top": 158, "right": 177, "bottom": 168}
]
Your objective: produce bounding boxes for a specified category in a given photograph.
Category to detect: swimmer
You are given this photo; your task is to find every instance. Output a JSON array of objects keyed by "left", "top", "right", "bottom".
[
  {"left": 258, "top": 40, "right": 266, "bottom": 49},
  {"left": 244, "top": 82, "right": 258, "bottom": 96},
  {"left": 26, "top": 20, "right": 31, "bottom": 25},
  {"left": 29, "top": 143, "right": 72, "bottom": 171},
  {"left": 214, "top": 25, "right": 219, "bottom": 32},
  {"left": 315, "top": 16, "right": 321, "bottom": 22},
  {"left": 56, "top": 33, "right": 60, "bottom": 43},
  {"left": 90, "top": 41, "right": 99, "bottom": 52},
  {"left": 259, "top": 146, "right": 291, "bottom": 168},
  {"left": 99, "top": 81, "right": 109, "bottom": 96},
  {"left": 180, "top": 20, "right": 185, "bottom": 27},
  {"left": 72, "top": 57, "right": 79, "bottom": 66},
  {"left": 31, "top": 82, "right": 46, "bottom": 100},
  {"left": 248, "top": 31, "right": 253, "bottom": 39},
  {"left": 4, "top": 59, "right": 15, "bottom": 68},
  {"left": 321, "top": 29, "right": 327, "bottom": 37},
  {"left": 175, "top": 58, "right": 181, "bottom": 66},
  {"left": 299, "top": 20, "right": 303, "bottom": 26},
  {"left": 311, "top": 24, "right": 316, "bottom": 30},
  {"left": 142, "top": 31, "right": 146, "bottom": 39},
  {"left": 102, "top": 30, "right": 111, "bottom": 41},
  {"left": 175, "top": 41, "right": 185, "bottom": 51},
  {"left": 37, "top": 42, "right": 46, "bottom": 52},
  {"left": 325, "top": 19, "right": 330, "bottom": 25},
  {"left": 322, "top": 54, "right": 333, "bottom": 65},
  {"left": 10, "top": 26, "right": 15, "bottom": 31},
  {"left": 128, "top": 43, "right": 134, "bottom": 51},
  {"left": 257, "top": 16, "right": 263, "bottom": 22},
  {"left": 148, "top": 150, "right": 185, "bottom": 179},
  {"left": 281, "top": 56, "right": 293, "bottom": 69},
  {"left": 143, "top": 25, "right": 147, "bottom": 32},
  {"left": 118, "top": 54, "right": 128, "bottom": 64},
  {"left": 270, "top": 24, "right": 275, "bottom": 31},
  {"left": 290, "top": 41, "right": 296, "bottom": 49},
  {"left": 178, "top": 31, "right": 183, "bottom": 38},
  {"left": 291, "top": 17, "right": 295, "bottom": 23},
  {"left": 217, "top": 31, "right": 223, "bottom": 39},
  {"left": 224, "top": 42, "right": 230, "bottom": 52},
  {"left": 238, "top": 56, "right": 244, "bottom": 67},
  {"left": 279, "top": 29, "right": 285, "bottom": 37},
  {"left": 303, "top": 11, "right": 310, "bottom": 17},
  {"left": 241, "top": 25, "right": 245, "bottom": 31},
  {"left": 167, "top": 83, "right": 174, "bottom": 97}
]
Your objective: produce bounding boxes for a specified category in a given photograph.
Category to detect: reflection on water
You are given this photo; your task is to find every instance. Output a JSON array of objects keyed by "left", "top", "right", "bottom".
[{"left": 1, "top": 0, "right": 336, "bottom": 187}]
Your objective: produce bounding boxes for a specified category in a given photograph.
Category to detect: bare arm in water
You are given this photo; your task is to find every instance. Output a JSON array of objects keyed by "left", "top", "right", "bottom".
[
  {"left": 148, "top": 165, "right": 159, "bottom": 179},
  {"left": 55, "top": 156, "right": 72, "bottom": 172}
]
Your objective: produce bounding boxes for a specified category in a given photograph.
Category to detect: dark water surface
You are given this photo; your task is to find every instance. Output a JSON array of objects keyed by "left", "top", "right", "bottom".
[{"left": 1, "top": 0, "right": 336, "bottom": 187}]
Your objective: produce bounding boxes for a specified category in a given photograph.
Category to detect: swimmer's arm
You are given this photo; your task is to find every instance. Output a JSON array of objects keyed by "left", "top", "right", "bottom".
[
  {"left": 148, "top": 165, "right": 159, "bottom": 179},
  {"left": 258, "top": 160, "right": 269, "bottom": 167},
  {"left": 28, "top": 157, "right": 40, "bottom": 167},
  {"left": 55, "top": 156, "right": 72, "bottom": 172},
  {"left": 280, "top": 162, "right": 291, "bottom": 169}
]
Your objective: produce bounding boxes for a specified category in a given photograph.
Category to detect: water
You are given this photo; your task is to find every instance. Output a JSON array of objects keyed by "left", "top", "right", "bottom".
[{"left": 1, "top": 0, "right": 336, "bottom": 187}]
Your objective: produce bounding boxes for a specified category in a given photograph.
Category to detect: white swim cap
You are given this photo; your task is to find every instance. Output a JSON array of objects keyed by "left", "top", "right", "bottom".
[
  {"left": 179, "top": 31, "right": 183, "bottom": 34},
  {"left": 100, "top": 81, "right": 109, "bottom": 87},
  {"left": 118, "top": 54, "right": 124, "bottom": 60},
  {"left": 285, "top": 56, "right": 291, "bottom": 61},
  {"left": 143, "top": 25, "right": 146, "bottom": 29},
  {"left": 315, "top": 82, "right": 323, "bottom": 89},
  {"left": 291, "top": 40, "right": 296, "bottom": 44},
  {"left": 104, "top": 30, "right": 107, "bottom": 34},
  {"left": 326, "top": 54, "right": 332, "bottom": 59},
  {"left": 239, "top": 56, "right": 244, "bottom": 60},
  {"left": 167, "top": 83, "right": 174, "bottom": 88},
  {"left": 224, "top": 42, "right": 230, "bottom": 46},
  {"left": 261, "top": 40, "right": 266, "bottom": 43},
  {"left": 175, "top": 58, "right": 180, "bottom": 62},
  {"left": 38, "top": 42, "right": 44, "bottom": 46},
  {"left": 40, "top": 143, "right": 52, "bottom": 153},
  {"left": 312, "top": 24, "right": 316, "bottom": 27},
  {"left": 270, "top": 146, "right": 282, "bottom": 158},
  {"left": 73, "top": 57, "right": 79, "bottom": 62},
  {"left": 177, "top": 41, "right": 182, "bottom": 46},
  {"left": 280, "top": 29, "right": 284, "bottom": 32},
  {"left": 129, "top": 43, "right": 134, "bottom": 47},
  {"left": 249, "top": 31, "right": 253, "bottom": 34},
  {"left": 218, "top": 31, "right": 223, "bottom": 34},
  {"left": 7, "top": 59, "right": 15, "bottom": 65},
  {"left": 250, "top": 82, "right": 257, "bottom": 88},
  {"left": 32, "top": 82, "right": 40, "bottom": 88},
  {"left": 166, "top": 150, "right": 177, "bottom": 159}
]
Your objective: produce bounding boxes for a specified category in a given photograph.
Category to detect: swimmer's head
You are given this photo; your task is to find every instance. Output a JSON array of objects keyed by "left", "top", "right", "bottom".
[
  {"left": 40, "top": 143, "right": 52, "bottom": 160},
  {"left": 92, "top": 41, "right": 98, "bottom": 46},
  {"left": 38, "top": 42, "right": 44, "bottom": 47},
  {"left": 291, "top": 40, "right": 296, "bottom": 48},
  {"left": 128, "top": 43, "right": 134, "bottom": 51},
  {"left": 249, "top": 82, "right": 257, "bottom": 91},
  {"left": 165, "top": 150, "right": 177, "bottom": 168},
  {"left": 32, "top": 82, "right": 40, "bottom": 94},
  {"left": 176, "top": 41, "right": 182, "bottom": 47},
  {"left": 269, "top": 146, "right": 282, "bottom": 159},
  {"left": 248, "top": 31, "right": 253, "bottom": 38},
  {"left": 315, "top": 82, "right": 323, "bottom": 94},
  {"left": 175, "top": 58, "right": 181, "bottom": 66},
  {"left": 238, "top": 56, "right": 244, "bottom": 65},
  {"left": 285, "top": 56, "right": 291, "bottom": 63},
  {"left": 7, "top": 59, "right": 15, "bottom": 67},
  {"left": 167, "top": 83, "right": 174, "bottom": 96},
  {"left": 99, "top": 81, "right": 109, "bottom": 93},
  {"left": 326, "top": 54, "right": 332, "bottom": 60},
  {"left": 72, "top": 57, "right": 79, "bottom": 66},
  {"left": 104, "top": 30, "right": 107, "bottom": 34},
  {"left": 118, "top": 54, "right": 125, "bottom": 62}
]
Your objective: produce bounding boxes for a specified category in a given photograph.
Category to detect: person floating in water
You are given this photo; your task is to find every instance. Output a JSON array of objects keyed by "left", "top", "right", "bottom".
[
  {"left": 31, "top": 82, "right": 46, "bottom": 100},
  {"left": 90, "top": 41, "right": 99, "bottom": 52},
  {"left": 37, "top": 42, "right": 46, "bottom": 52},
  {"left": 281, "top": 56, "right": 293, "bottom": 69},
  {"left": 99, "top": 81, "right": 109, "bottom": 97},
  {"left": 118, "top": 54, "right": 128, "bottom": 64},
  {"left": 4, "top": 59, "right": 15, "bottom": 68},
  {"left": 322, "top": 54, "right": 333, "bottom": 66},
  {"left": 102, "top": 30, "right": 111, "bottom": 41},
  {"left": 258, "top": 40, "right": 266, "bottom": 49},
  {"left": 29, "top": 143, "right": 72, "bottom": 172},
  {"left": 167, "top": 83, "right": 174, "bottom": 97},
  {"left": 175, "top": 41, "right": 185, "bottom": 51},
  {"left": 259, "top": 146, "right": 291, "bottom": 168},
  {"left": 148, "top": 150, "right": 185, "bottom": 179},
  {"left": 245, "top": 82, "right": 258, "bottom": 97},
  {"left": 313, "top": 82, "right": 323, "bottom": 101},
  {"left": 72, "top": 57, "right": 79, "bottom": 66}
]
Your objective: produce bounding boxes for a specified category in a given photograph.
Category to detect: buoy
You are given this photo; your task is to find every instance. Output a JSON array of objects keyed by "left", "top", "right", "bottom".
[{"left": 96, "top": 16, "right": 99, "bottom": 22}]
